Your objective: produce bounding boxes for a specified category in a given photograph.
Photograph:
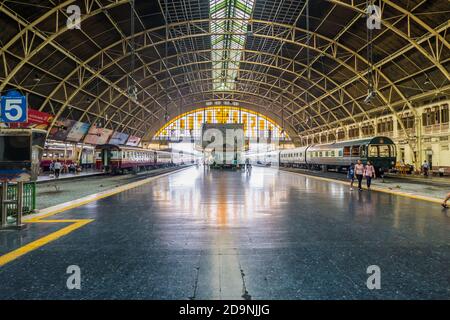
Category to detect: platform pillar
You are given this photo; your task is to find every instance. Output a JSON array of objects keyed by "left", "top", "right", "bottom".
[
  {"left": 16, "top": 182, "right": 26, "bottom": 229},
  {"left": 1, "top": 181, "right": 7, "bottom": 228}
]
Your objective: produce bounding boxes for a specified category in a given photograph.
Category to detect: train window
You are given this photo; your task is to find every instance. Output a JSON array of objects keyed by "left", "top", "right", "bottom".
[
  {"left": 331, "top": 151, "right": 335, "bottom": 157},
  {"left": 368, "top": 146, "right": 378, "bottom": 157},
  {"left": 343, "top": 146, "right": 350, "bottom": 157},
  {"left": 325, "top": 151, "right": 329, "bottom": 157},
  {"left": 338, "top": 150, "right": 343, "bottom": 157},
  {"left": 351, "top": 146, "right": 360, "bottom": 157},
  {"left": 378, "top": 145, "right": 390, "bottom": 157}
]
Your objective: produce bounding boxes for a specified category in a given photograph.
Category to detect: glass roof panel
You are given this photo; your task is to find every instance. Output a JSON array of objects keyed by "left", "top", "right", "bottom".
[{"left": 210, "top": 0, "right": 255, "bottom": 91}]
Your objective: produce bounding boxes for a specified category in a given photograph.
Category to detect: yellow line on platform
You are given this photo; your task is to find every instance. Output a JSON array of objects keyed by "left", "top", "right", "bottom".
[
  {"left": 279, "top": 168, "right": 443, "bottom": 204},
  {"left": 0, "top": 167, "right": 190, "bottom": 267},
  {"left": 0, "top": 220, "right": 93, "bottom": 267},
  {"left": 25, "top": 167, "right": 189, "bottom": 221}
]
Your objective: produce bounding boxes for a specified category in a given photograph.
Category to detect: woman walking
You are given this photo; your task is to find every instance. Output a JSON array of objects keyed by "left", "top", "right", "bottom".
[
  {"left": 354, "top": 160, "right": 365, "bottom": 191},
  {"left": 347, "top": 163, "right": 355, "bottom": 191},
  {"left": 364, "top": 161, "right": 376, "bottom": 190}
]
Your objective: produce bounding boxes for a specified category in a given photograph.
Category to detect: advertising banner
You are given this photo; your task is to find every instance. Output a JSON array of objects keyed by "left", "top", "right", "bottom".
[
  {"left": 66, "top": 121, "right": 90, "bottom": 142},
  {"left": 126, "top": 135, "right": 141, "bottom": 146},
  {"left": 48, "top": 119, "right": 76, "bottom": 141},
  {"left": 9, "top": 108, "right": 53, "bottom": 130},
  {"left": 84, "top": 124, "right": 113, "bottom": 145},
  {"left": 108, "top": 131, "right": 129, "bottom": 145}
]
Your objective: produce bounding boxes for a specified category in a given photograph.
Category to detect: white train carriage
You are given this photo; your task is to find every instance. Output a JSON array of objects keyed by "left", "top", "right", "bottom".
[
  {"left": 156, "top": 150, "right": 173, "bottom": 166},
  {"left": 279, "top": 147, "right": 308, "bottom": 167},
  {"left": 277, "top": 137, "right": 396, "bottom": 174}
]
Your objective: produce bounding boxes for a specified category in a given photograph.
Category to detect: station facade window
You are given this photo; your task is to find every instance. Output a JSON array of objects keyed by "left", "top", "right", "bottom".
[
  {"left": 361, "top": 124, "right": 375, "bottom": 136},
  {"left": 422, "top": 104, "right": 449, "bottom": 126},
  {"left": 348, "top": 127, "right": 359, "bottom": 139},
  {"left": 377, "top": 118, "right": 394, "bottom": 133},
  {"left": 154, "top": 106, "right": 288, "bottom": 142},
  {"left": 337, "top": 130, "right": 346, "bottom": 140},
  {"left": 399, "top": 114, "right": 415, "bottom": 129}
]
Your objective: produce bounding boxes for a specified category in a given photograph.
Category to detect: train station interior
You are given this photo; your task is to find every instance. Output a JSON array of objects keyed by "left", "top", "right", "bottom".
[{"left": 0, "top": 0, "right": 449, "bottom": 301}]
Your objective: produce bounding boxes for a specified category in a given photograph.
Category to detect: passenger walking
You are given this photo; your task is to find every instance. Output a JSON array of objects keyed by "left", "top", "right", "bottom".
[
  {"left": 54, "top": 159, "right": 62, "bottom": 179},
  {"left": 49, "top": 160, "right": 55, "bottom": 176},
  {"left": 364, "top": 161, "right": 376, "bottom": 190},
  {"left": 422, "top": 160, "right": 429, "bottom": 177},
  {"left": 354, "top": 160, "right": 364, "bottom": 191},
  {"left": 347, "top": 163, "right": 355, "bottom": 191},
  {"left": 442, "top": 192, "right": 450, "bottom": 209}
]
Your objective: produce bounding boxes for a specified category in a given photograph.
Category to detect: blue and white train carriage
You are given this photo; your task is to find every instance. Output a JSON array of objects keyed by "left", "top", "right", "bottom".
[{"left": 258, "top": 137, "right": 397, "bottom": 175}]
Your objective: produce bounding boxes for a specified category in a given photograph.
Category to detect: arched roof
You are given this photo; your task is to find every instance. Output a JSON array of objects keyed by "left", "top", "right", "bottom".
[{"left": 0, "top": 0, "right": 448, "bottom": 143}]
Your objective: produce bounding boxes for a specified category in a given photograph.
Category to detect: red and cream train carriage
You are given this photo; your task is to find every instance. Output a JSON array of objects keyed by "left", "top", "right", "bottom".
[{"left": 95, "top": 144, "right": 196, "bottom": 173}]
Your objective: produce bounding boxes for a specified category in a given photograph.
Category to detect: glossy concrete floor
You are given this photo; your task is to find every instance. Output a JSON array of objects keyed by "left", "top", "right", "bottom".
[{"left": 0, "top": 167, "right": 449, "bottom": 299}]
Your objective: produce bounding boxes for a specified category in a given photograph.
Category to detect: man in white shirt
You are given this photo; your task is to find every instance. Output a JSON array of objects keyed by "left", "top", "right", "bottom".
[{"left": 54, "top": 160, "right": 62, "bottom": 178}]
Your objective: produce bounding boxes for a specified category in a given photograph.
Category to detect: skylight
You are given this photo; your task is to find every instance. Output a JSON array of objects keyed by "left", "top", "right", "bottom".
[{"left": 210, "top": 0, "right": 255, "bottom": 91}]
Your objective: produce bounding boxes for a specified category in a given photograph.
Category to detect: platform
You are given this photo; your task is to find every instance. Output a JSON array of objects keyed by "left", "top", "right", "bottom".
[
  {"left": 37, "top": 170, "right": 103, "bottom": 183},
  {"left": 278, "top": 167, "right": 450, "bottom": 202},
  {"left": 0, "top": 166, "right": 448, "bottom": 299}
]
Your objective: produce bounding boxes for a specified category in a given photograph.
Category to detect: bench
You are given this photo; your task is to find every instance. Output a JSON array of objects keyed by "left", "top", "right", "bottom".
[{"left": 431, "top": 167, "right": 450, "bottom": 176}]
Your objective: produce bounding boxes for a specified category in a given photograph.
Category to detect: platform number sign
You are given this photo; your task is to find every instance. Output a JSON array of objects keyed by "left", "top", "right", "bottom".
[{"left": 0, "top": 90, "right": 27, "bottom": 123}]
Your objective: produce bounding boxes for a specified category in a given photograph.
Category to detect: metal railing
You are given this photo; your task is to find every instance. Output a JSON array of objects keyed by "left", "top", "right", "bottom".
[{"left": 0, "top": 182, "right": 36, "bottom": 217}]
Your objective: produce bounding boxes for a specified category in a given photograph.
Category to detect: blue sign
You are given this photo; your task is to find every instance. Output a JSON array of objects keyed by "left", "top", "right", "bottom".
[{"left": 0, "top": 90, "right": 27, "bottom": 123}]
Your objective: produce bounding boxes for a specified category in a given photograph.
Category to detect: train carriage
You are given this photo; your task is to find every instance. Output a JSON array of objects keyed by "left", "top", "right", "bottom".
[
  {"left": 278, "top": 136, "right": 396, "bottom": 175},
  {"left": 95, "top": 145, "right": 199, "bottom": 174},
  {"left": 279, "top": 146, "right": 308, "bottom": 167},
  {"left": 95, "top": 144, "right": 157, "bottom": 173}
]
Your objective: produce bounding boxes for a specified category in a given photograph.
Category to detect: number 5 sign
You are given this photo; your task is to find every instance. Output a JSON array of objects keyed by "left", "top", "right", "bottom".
[{"left": 0, "top": 90, "right": 27, "bottom": 123}]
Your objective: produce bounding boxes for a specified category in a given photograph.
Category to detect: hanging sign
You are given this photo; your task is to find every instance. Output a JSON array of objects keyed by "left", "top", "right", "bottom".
[{"left": 0, "top": 90, "right": 28, "bottom": 123}]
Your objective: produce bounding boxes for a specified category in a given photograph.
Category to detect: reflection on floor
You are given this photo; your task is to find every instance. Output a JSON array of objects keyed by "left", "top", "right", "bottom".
[{"left": 0, "top": 166, "right": 449, "bottom": 299}]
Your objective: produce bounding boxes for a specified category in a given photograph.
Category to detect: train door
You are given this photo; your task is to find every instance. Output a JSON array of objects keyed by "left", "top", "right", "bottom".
[
  {"left": 102, "top": 149, "right": 112, "bottom": 171},
  {"left": 360, "top": 145, "right": 367, "bottom": 159}
]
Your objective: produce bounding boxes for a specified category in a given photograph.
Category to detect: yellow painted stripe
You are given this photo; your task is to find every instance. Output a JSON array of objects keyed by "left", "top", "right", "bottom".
[
  {"left": 278, "top": 168, "right": 443, "bottom": 204},
  {"left": 0, "top": 220, "right": 93, "bottom": 267},
  {"left": 0, "top": 167, "right": 191, "bottom": 267}
]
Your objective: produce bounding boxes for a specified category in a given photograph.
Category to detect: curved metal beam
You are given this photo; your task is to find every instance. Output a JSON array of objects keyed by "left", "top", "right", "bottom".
[
  {"left": 38, "top": 20, "right": 393, "bottom": 137},
  {"left": 0, "top": 4, "right": 446, "bottom": 142}
]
